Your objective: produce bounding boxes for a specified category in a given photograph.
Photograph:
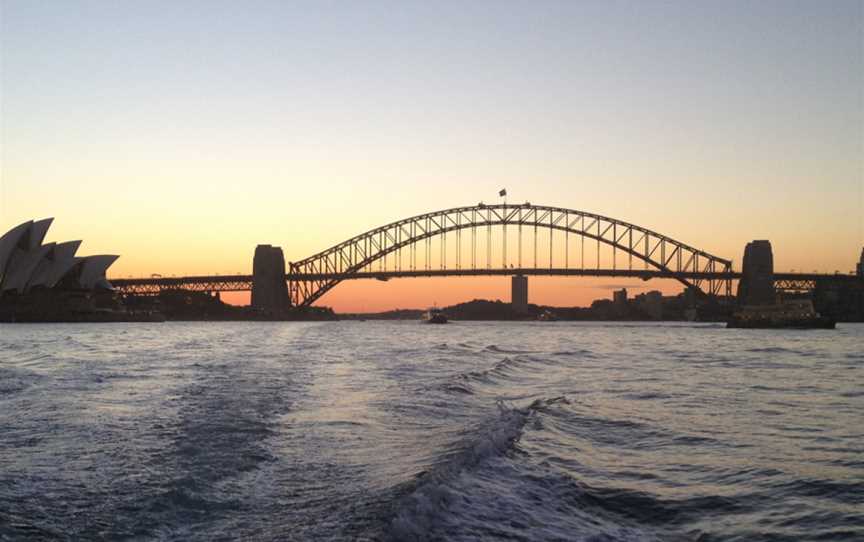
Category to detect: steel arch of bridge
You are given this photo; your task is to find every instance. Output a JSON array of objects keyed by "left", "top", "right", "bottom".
[{"left": 289, "top": 203, "right": 733, "bottom": 307}]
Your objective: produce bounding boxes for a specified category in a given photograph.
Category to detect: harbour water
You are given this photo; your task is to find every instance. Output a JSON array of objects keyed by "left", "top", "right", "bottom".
[{"left": 1, "top": 321, "right": 862, "bottom": 540}]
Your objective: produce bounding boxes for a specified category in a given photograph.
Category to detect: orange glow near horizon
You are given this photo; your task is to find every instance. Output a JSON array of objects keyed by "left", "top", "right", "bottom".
[
  {"left": 7, "top": 199, "right": 859, "bottom": 314},
  {"left": 115, "top": 210, "right": 861, "bottom": 314},
  {"left": 2, "top": 1, "right": 861, "bottom": 314},
  {"left": 220, "top": 276, "right": 693, "bottom": 313}
]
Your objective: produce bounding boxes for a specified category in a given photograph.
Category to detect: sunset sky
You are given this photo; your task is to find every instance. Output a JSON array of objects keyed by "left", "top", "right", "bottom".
[{"left": 1, "top": 1, "right": 862, "bottom": 311}]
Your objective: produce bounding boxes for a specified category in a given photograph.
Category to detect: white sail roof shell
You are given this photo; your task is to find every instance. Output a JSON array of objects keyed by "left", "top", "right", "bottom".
[
  {"left": 0, "top": 218, "right": 119, "bottom": 293},
  {"left": 1, "top": 243, "right": 56, "bottom": 293},
  {"left": 28, "top": 218, "right": 53, "bottom": 250},
  {"left": 27, "top": 240, "right": 82, "bottom": 289},
  {"left": 0, "top": 220, "right": 34, "bottom": 278},
  {"left": 78, "top": 255, "right": 119, "bottom": 290}
]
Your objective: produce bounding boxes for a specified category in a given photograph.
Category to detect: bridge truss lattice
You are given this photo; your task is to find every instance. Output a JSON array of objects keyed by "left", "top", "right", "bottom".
[{"left": 289, "top": 204, "right": 734, "bottom": 307}]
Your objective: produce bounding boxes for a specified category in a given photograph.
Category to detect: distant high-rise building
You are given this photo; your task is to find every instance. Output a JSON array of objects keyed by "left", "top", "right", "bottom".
[
  {"left": 613, "top": 288, "right": 627, "bottom": 305},
  {"left": 857, "top": 247, "right": 863, "bottom": 277},
  {"left": 511, "top": 275, "right": 528, "bottom": 311}
]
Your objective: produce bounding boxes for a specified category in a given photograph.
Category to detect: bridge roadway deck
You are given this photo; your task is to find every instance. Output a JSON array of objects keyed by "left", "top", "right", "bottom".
[{"left": 108, "top": 269, "right": 861, "bottom": 296}]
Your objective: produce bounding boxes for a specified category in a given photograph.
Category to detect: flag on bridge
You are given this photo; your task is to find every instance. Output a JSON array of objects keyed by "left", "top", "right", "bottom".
[{"left": 499, "top": 189, "right": 507, "bottom": 197}]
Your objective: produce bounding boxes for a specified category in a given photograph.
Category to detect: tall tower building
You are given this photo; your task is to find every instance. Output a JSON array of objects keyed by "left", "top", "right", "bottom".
[{"left": 511, "top": 275, "right": 528, "bottom": 311}]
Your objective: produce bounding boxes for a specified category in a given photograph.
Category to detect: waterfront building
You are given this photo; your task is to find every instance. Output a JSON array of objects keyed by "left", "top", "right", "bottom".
[
  {"left": 0, "top": 219, "right": 121, "bottom": 320},
  {"left": 0, "top": 219, "right": 117, "bottom": 294}
]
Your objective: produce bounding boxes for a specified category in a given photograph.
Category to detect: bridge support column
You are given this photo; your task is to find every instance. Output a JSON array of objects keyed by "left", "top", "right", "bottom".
[
  {"left": 252, "top": 245, "right": 290, "bottom": 312},
  {"left": 511, "top": 275, "right": 528, "bottom": 311},
  {"left": 737, "top": 240, "right": 775, "bottom": 305}
]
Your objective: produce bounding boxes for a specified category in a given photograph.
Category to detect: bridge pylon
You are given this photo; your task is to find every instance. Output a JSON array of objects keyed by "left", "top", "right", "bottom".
[
  {"left": 252, "top": 245, "right": 290, "bottom": 312},
  {"left": 737, "top": 240, "right": 775, "bottom": 305}
]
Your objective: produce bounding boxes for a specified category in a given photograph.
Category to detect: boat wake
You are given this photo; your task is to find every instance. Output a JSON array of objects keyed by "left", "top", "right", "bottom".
[{"left": 384, "top": 396, "right": 668, "bottom": 541}]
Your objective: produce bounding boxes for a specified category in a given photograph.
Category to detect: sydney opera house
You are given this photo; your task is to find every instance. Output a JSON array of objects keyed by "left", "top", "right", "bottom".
[{"left": 0, "top": 218, "right": 126, "bottom": 321}]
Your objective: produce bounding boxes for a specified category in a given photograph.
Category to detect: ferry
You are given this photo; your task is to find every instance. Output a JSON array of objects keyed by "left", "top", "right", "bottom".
[
  {"left": 727, "top": 300, "right": 835, "bottom": 329},
  {"left": 422, "top": 308, "right": 448, "bottom": 324}
]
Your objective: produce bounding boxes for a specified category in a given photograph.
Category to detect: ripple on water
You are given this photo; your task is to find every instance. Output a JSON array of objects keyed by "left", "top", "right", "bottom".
[{"left": 0, "top": 321, "right": 862, "bottom": 541}]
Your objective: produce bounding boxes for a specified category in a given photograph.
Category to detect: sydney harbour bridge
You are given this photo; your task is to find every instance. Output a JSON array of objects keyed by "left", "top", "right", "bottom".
[{"left": 110, "top": 203, "right": 864, "bottom": 308}]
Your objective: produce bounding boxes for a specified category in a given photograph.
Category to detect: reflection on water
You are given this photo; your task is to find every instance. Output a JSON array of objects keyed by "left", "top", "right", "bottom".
[{"left": 1, "top": 321, "right": 862, "bottom": 540}]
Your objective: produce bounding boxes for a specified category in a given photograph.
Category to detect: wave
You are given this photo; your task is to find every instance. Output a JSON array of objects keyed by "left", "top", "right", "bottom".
[
  {"left": 552, "top": 348, "right": 597, "bottom": 358},
  {"left": 385, "top": 399, "right": 543, "bottom": 539},
  {"left": 383, "top": 396, "right": 684, "bottom": 541},
  {"left": 483, "top": 345, "right": 539, "bottom": 354},
  {"left": 452, "top": 354, "right": 558, "bottom": 386},
  {"left": 441, "top": 382, "right": 474, "bottom": 395},
  {"left": 434, "top": 342, "right": 480, "bottom": 352},
  {"left": 745, "top": 346, "right": 803, "bottom": 354},
  {"left": 622, "top": 392, "right": 675, "bottom": 401},
  {"left": 384, "top": 397, "right": 571, "bottom": 540},
  {"left": 770, "top": 478, "right": 864, "bottom": 505},
  {"left": 435, "top": 351, "right": 571, "bottom": 397},
  {"left": 458, "top": 356, "right": 523, "bottom": 382},
  {"left": 0, "top": 367, "right": 43, "bottom": 395},
  {"left": 0, "top": 511, "right": 64, "bottom": 540}
]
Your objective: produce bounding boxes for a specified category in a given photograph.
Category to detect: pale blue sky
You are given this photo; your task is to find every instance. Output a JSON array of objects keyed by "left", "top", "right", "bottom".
[{"left": 1, "top": 0, "right": 862, "bottom": 279}]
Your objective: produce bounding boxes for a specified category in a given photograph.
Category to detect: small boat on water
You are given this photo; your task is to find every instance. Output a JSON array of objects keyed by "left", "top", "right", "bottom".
[
  {"left": 727, "top": 300, "right": 835, "bottom": 329},
  {"left": 537, "top": 309, "right": 558, "bottom": 322},
  {"left": 422, "top": 308, "right": 448, "bottom": 324}
]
